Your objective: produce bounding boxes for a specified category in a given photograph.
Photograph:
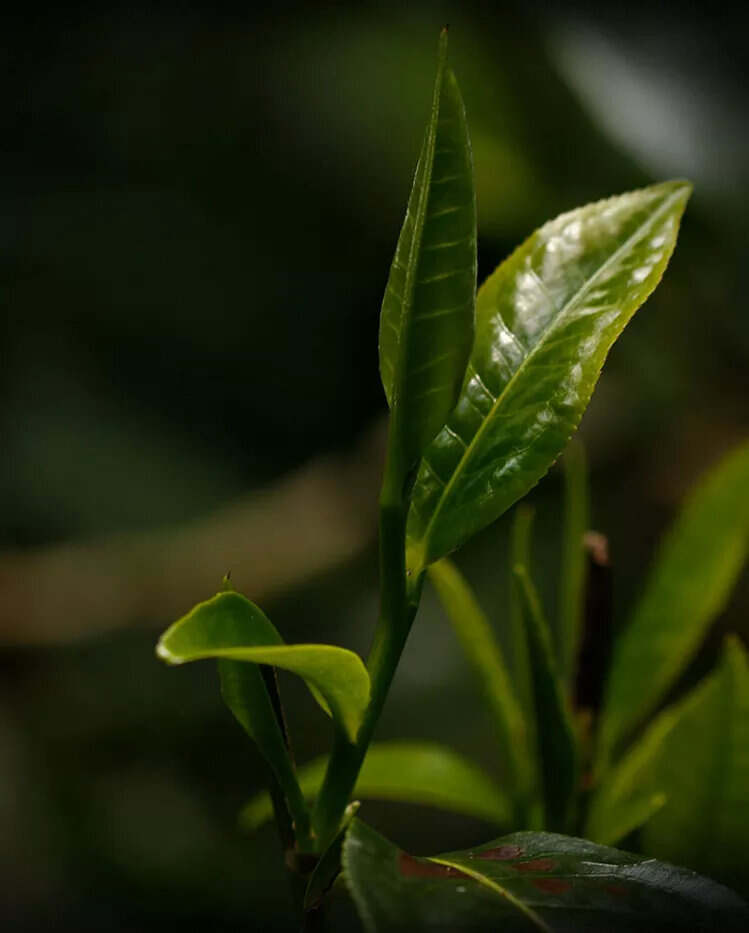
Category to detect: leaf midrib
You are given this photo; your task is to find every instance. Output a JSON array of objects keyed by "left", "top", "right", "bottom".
[
  {"left": 413, "top": 186, "right": 684, "bottom": 567},
  {"left": 391, "top": 39, "right": 446, "bottom": 418},
  {"left": 430, "top": 857, "right": 551, "bottom": 931}
]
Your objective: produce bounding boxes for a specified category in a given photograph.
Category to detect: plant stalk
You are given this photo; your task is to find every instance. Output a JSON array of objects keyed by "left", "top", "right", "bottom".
[{"left": 311, "top": 435, "right": 416, "bottom": 848}]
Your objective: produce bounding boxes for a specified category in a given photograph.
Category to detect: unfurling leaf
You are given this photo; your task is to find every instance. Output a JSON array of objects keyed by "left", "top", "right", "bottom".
[{"left": 379, "top": 28, "right": 476, "bottom": 473}]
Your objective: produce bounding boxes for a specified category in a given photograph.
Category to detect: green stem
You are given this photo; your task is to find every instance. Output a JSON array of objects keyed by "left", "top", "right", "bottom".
[{"left": 312, "top": 435, "right": 416, "bottom": 848}]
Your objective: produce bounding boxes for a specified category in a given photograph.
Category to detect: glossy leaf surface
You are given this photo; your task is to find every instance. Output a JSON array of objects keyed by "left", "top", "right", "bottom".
[
  {"left": 343, "top": 819, "right": 748, "bottom": 932},
  {"left": 157, "top": 591, "right": 370, "bottom": 743},
  {"left": 240, "top": 741, "right": 510, "bottom": 831},
  {"left": 379, "top": 29, "right": 476, "bottom": 470},
  {"left": 599, "top": 440, "right": 749, "bottom": 763},
  {"left": 514, "top": 566, "right": 578, "bottom": 831},
  {"left": 406, "top": 181, "right": 691, "bottom": 571},
  {"left": 428, "top": 558, "right": 534, "bottom": 809}
]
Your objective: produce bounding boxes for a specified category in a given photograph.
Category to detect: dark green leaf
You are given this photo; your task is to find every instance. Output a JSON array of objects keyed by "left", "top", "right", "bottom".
[
  {"left": 599, "top": 440, "right": 749, "bottom": 764},
  {"left": 379, "top": 28, "right": 476, "bottom": 471},
  {"left": 514, "top": 566, "right": 578, "bottom": 832},
  {"left": 557, "top": 440, "right": 589, "bottom": 684},
  {"left": 428, "top": 558, "right": 534, "bottom": 813},
  {"left": 240, "top": 741, "right": 510, "bottom": 831},
  {"left": 156, "top": 591, "right": 370, "bottom": 743},
  {"left": 406, "top": 181, "right": 691, "bottom": 572},
  {"left": 343, "top": 819, "right": 748, "bottom": 932}
]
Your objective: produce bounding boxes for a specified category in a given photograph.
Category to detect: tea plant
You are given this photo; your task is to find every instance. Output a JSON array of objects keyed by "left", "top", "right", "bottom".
[{"left": 157, "top": 30, "right": 748, "bottom": 930}]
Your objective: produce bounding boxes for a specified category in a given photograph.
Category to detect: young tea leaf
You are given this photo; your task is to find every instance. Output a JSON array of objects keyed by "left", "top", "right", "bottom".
[
  {"left": 599, "top": 439, "right": 749, "bottom": 764},
  {"left": 557, "top": 440, "right": 589, "bottom": 685},
  {"left": 428, "top": 557, "right": 534, "bottom": 815},
  {"left": 156, "top": 591, "right": 370, "bottom": 743},
  {"left": 379, "top": 28, "right": 477, "bottom": 473},
  {"left": 240, "top": 741, "right": 511, "bottom": 831},
  {"left": 514, "top": 566, "right": 578, "bottom": 832},
  {"left": 508, "top": 505, "right": 536, "bottom": 744},
  {"left": 406, "top": 181, "right": 691, "bottom": 573},
  {"left": 157, "top": 592, "right": 312, "bottom": 840},
  {"left": 342, "top": 819, "right": 749, "bottom": 932}
]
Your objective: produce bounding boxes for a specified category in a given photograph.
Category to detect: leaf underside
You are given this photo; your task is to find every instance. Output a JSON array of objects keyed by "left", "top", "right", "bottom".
[
  {"left": 240, "top": 741, "right": 511, "bottom": 831},
  {"left": 407, "top": 181, "right": 691, "bottom": 572},
  {"left": 343, "top": 819, "right": 749, "bottom": 932},
  {"left": 156, "top": 591, "right": 370, "bottom": 743}
]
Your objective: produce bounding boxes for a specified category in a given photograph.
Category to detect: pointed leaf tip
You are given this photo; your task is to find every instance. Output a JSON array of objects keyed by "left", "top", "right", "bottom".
[
  {"left": 155, "top": 591, "right": 371, "bottom": 743},
  {"left": 378, "top": 25, "right": 476, "bottom": 472},
  {"left": 407, "top": 180, "right": 692, "bottom": 569}
]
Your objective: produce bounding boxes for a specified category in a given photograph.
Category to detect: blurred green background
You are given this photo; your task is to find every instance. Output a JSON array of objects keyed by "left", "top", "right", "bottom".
[{"left": 2, "top": 2, "right": 747, "bottom": 929}]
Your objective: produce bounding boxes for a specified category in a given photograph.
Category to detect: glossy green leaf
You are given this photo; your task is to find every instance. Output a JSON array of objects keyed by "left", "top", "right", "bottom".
[
  {"left": 342, "top": 819, "right": 748, "bottom": 932},
  {"left": 156, "top": 592, "right": 311, "bottom": 839},
  {"left": 514, "top": 566, "right": 578, "bottom": 832},
  {"left": 599, "top": 440, "right": 749, "bottom": 764},
  {"left": 557, "top": 440, "right": 589, "bottom": 684},
  {"left": 240, "top": 741, "right": 511, "bottom": 831},
  {"left": 406, "top": 181, "right": 691, "bottom": 572},
  {"left": 641, "top": 638, "right": 749, "bottom": 893},
  {"left": 156, "top": 591, "right": 370, "bottom": 743},
  {"left": 379, "top": 28, "right": 476, "bottom": 471},
  {"left": 428, "top": 558, "right": 534, "bottom": 811}
]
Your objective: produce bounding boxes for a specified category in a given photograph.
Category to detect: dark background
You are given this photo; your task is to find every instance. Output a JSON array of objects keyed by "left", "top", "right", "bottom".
[{"left": 2, "top": 2, "right": 747, "bottom": 929}]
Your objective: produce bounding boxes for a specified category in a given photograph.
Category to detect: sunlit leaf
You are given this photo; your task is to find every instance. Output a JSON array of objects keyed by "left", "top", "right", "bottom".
[
  {"left": 156, "top": 591, "right": 370, "bottom": 743},
  {"left": 379, "top": 28, "right": 476, "bottom": 471},
  {"left": 342, "top": 819, "right": 748, "bottom": 932},
  {"left": 406, "top": 181, "right": 691, "bottom": 572},
  {"left": 599, "top": 440, "right": 749, "bottom": 764},
  {"left": 428, "top": 558, "right": 534, "bottom": 814},
  {"left": 240, "top": 741, "right": 511, "bottom": 831},
  {"left": 514, "top": 566, "right": 578, "bottom": 832}
]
